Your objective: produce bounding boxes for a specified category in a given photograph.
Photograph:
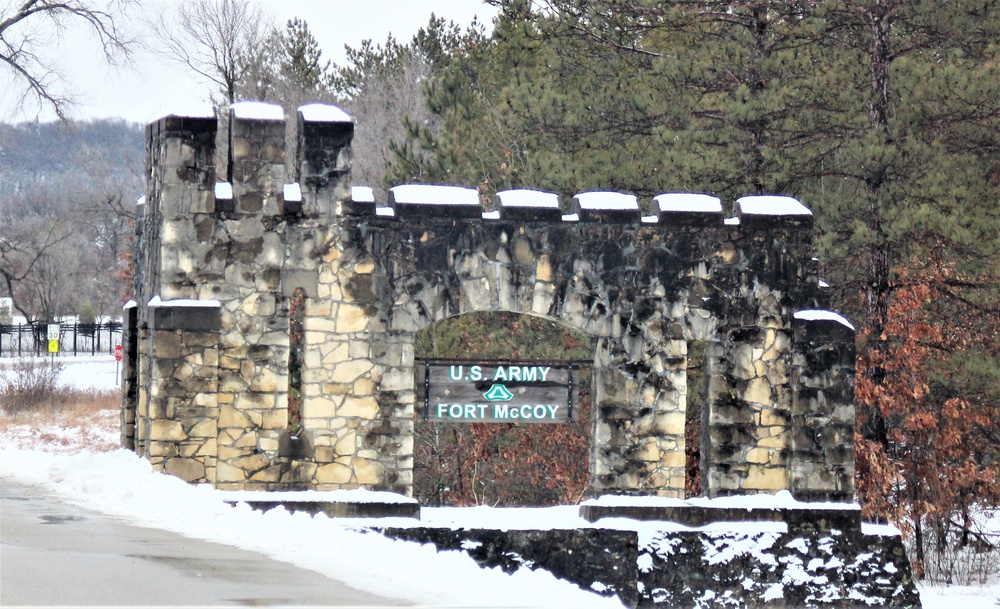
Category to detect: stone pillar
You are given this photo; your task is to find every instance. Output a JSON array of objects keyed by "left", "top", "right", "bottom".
[
  {"left": 144, "top": 115, "right": 218, "bottom": 302},
  {"left": 213, "top": 102, "right": 289, "bottom": 489},
  {"left": 589, "top": 336, "right": 687, "bottom": 499},
  {"left": 296, "top": 105, "right": 414, "bottom": 493},
  {"left": 131, "top": 113, "right": 216, "bottom": 459},
  {"left": 145, "top": 301, "right": 220, "bottom": 483},
  {"left": 297, "top": 103, "right": 353, "bottom": 217},
  {"left": 702, "top": 197, "right": 816, "bottom": 497},
  {"left": 791, "top": 311, "right": 856, "bottom": 501},
  {"left": 120, "top": 303, "right": 138, "bottom": 450}
]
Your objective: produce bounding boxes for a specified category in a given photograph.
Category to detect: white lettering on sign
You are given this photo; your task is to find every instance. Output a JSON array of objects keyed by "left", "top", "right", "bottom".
[
  {"left": 434, "top": 403, "right": 561, "bottom": 421},
  {"left": 449, "top": 365, "right": 483, "bottom": 381},
  {"left": 492, "top": 404, "right": 560, "bottom": 420},
  {"left": 492, "top": 366, "right": 550, "bottom": 382}
]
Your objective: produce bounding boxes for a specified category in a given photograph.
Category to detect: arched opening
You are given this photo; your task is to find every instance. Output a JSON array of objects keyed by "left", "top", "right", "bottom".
[{"left": 413, "top": 311, "right": 594, "bottom": 506}]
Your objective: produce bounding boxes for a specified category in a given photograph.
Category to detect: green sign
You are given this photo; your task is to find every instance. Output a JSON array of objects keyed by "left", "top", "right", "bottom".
[{"left": 421, "top": 363, "right": 576, "bottom": 423}]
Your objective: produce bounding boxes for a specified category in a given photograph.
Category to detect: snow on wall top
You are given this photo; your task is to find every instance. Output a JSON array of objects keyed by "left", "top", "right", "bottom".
[
  {"left": 351, "top": 186, "right": 375, "bottom": 203},
  {"left": 497, "top": 189, "right": 560, "bottom": 209},
  {"left": 737, "top": 195, "right": 812, "bottom": 216},
  {"left": 283, "top": 183, "right": 302, "bottom": 202},
  {"left": 794, "top": 309, "right": 855, "bottom": 331},
  {"left": 230, "top": 101, "right": 284, "bottom": 121},
  {"left": 148, "top": 296, "right": 222, "bottom": 308},
  {"left": 390, "top": 184, "right": 480, "bottom": 206},
  {"left": 162, "top": 101, "right": 215, "bottom": 119},
  {"left": 582, "top": 490, "right": 861, "bottom": 512},
  {"left": 574, "top": 191, "right": 639, "bottom": 211},
  {"left": 298, "top": 103, "right": 352, "bottom": 123},
  {"left": 655, "top": 193, "right": 723, "bottom": 214},
  {"left": 215, "top": 182, "right": 233, "bottom": 200},
  {"left": 219, "top": 488, "right": 418, "bottom": 505}
]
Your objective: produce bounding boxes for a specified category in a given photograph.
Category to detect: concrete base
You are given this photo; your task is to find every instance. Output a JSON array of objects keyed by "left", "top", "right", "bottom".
[{"left": 222, "top": 493, "right": 420, "bottom": 519}]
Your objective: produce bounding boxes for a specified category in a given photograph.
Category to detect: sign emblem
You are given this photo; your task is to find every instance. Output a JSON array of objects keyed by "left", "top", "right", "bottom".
[{"left": 483, "top": 384, "right": 514, "bottom": 402}]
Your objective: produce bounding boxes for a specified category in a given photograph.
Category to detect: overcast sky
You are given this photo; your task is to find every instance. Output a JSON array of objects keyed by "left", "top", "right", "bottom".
[{"left": 0, "top": 0, "right": 498, "bottom": 124}]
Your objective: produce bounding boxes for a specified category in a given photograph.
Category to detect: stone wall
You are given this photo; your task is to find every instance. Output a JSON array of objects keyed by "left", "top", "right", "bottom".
[
  {"left": 378, "top": 524, "right": 920, "bottom": 608},
  {"left": 124, "top": 101, "right": 857, "bottom": 502}
]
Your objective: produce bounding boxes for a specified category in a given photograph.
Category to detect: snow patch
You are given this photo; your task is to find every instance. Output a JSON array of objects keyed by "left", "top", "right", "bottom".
[
  {"left": 148, "top": 296, "right": 221, "bottom": 308},
  {"left": 215, "top": 182, "right": 233, "bottom": 200},
  {"left": 497, "top": 189, "right": 560, "bottom": 209},
  {"left": 283, "top": 183, "right": 302, "bottom": 202},
  {"left": 574, "top": 191, "right": 639, "bottom": 211},
  {"left": 737, "top": 196, "right": 812, "bottom": 216},
  {"left": 219, "top": 489, "right": 417, "bottom": 505},
  {"left": 482, "top": 210, "right": 501, "bottom": 220},
  {"left": 230, "top": 101, "right": 283, "bottom": 121},
  {"left": 794, "top": 309, "right": 856, "bottom": 331},
  {"left": 860, "top": 523, "right": 902, "bottom": 537},
  {"left": 637, "top": 553, "right": 654, "bottom": 573},
  {"left": 584, "top": 489, "right": 860, "bottom": 512},
  {"left": 298, "top": 103, "right": 352, "bottom": 123},
  {"left": 351, "top": 186, "right": 375, "bottom": 203},
  {"left": 654, "top": 193, "right": 723, "bottom": 213},
  {"left": 390, "top": 184, "right": 479, "bottom": 206}
]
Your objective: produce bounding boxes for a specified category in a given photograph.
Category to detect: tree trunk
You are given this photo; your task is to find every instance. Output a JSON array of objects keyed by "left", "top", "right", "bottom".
[{"left": 860, "top": 0, "right": 895, "bottom": 446}]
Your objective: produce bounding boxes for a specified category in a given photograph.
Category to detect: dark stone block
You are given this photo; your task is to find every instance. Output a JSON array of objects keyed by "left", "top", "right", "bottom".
[
  {"left": 157, "top": 115, "right": 218, "bottom": 137},
  {"left": 393, "top": 202, "right": 483, "bottom": 219},
  {"left": 149, "top": 304, "right": 220, "bottom": 332},
  {"left": 656, "top": 210, "right": 726, "bottom": 227},
  {"left": 498, "top": 206, "right": 565, "bottom": 222},
  {"left": 278, "top": 431, "right": 313, "bottom": 459},
  {"left": 578, "top": 208, "right": 643, "bottom": 223}
]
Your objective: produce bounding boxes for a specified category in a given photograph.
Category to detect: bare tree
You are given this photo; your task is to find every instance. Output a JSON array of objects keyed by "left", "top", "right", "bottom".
[
  {"left": 152, "top": 0, "right": 273, "bottom": 105},
  {"left": 0, "top": 0, "right": 135, "bottom": 120},
  {"left": 0, "top": 207, "right": 75, "bottom": 322},
  {"left": 344, "top": 53, "right": 435, "bottom": 199}
]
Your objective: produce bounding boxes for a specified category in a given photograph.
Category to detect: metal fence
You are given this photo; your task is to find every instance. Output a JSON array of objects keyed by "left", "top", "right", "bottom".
[{"left": 0, "top": 322, "right": 123, "bottom": 357}]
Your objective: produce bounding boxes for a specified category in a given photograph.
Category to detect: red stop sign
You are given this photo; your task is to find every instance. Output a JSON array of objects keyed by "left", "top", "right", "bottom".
[{"left": 114, "top": 344, "right": 123, "bottom": 362}]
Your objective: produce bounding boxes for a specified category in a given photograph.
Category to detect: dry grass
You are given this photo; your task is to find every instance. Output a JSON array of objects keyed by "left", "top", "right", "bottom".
[{"left": 1, "top": 358, "right": 120, "bottom": 452}]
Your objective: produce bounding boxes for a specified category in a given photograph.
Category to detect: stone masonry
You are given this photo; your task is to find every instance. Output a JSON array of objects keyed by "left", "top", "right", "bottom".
[{"left": 123, "top": 101, "right": 857, "bottom": 501}]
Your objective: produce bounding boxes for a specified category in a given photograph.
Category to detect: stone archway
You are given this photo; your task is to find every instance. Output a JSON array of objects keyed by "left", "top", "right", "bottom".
[
  {"left": 126, "top": 106, "right": 856, "bottom": 505},
  {"left": 412, "top": 311, "right": 593, "bottom": 506}
]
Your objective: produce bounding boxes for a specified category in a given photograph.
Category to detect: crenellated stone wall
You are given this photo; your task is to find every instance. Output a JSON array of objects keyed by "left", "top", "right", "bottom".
[{"left": 123, "top": 101, "right": 857, "bottom": 503}]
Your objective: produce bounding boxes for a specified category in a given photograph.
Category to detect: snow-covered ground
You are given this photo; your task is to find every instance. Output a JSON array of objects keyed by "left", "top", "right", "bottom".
[{"left": 1, "top": 357, "right": 997, "bottom": 607}]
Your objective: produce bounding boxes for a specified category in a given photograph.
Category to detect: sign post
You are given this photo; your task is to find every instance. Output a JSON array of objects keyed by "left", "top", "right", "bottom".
[
  {"left": 46, "top": 323, "right": 60, "bottom": 365},
  {"left": 114, "top": 344, "right": 123, "bottom": 383},
  {"left": 420, "top": 361, "right": 578, "bottom": 424}
]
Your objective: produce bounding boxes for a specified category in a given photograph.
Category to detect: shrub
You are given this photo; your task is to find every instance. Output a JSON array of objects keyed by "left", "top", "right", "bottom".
[{"left": 0, "top": 358, "right": 66, "bottom": 413}]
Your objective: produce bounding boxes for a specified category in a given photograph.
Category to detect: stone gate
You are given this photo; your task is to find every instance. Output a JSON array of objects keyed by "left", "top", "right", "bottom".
[{"left": 121, "top": 101, "right": 856, "bottom": 502}]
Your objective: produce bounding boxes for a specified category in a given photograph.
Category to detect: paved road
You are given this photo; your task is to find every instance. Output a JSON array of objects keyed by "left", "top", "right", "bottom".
[{"left": 0, "top": 479, "right": 407, "bottom": 606}]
